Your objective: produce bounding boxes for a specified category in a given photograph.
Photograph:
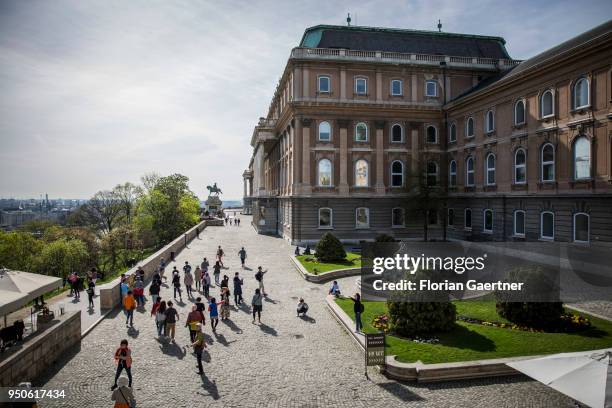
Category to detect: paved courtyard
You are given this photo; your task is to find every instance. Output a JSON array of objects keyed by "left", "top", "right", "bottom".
[{"left": 39, "top": 216, "right": 574, "bottom": 407}]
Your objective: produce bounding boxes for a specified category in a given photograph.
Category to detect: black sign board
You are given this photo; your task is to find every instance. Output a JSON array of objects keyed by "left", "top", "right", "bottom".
[{"left": 365, "top": 333, "right": 385, "bottom": 366}]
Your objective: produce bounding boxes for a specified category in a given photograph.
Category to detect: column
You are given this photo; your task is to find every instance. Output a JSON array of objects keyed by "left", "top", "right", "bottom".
[
  {"left": 445, "top": 75, "right": 451, "bottom": 103},
  {"left": 340, "top": 66, "right": 346, "bottom": 100},
  {"left": 338, "top": 119, "right": 350, "bottom": 196},
  {"left": 293, "top": 119, "right": 302, "bottom": 192},
  {"left": 411, "top": 125, "right": 419, "bottom": 175},
  {"left": 376, "top": 70, "right": 382, "bottom": 101},
  {"left": 411, "top": 74, "right": 417, "bottom": 102},
  {"left": 375, "top": 121, "right": 385, "bottom": 195},
  {"left": 243, "top": 177, "right": 247, "bottom": 198},
  {"left": 301, "top": 118, "right": 312, "bottom": 194}
]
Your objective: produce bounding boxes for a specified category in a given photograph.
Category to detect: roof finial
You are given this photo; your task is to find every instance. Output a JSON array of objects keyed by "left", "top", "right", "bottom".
[
  {"left": 347, "top": 13, "right": 351, "bottom": 27},
  {"left": 437, "top": 19, "right": 442, "bottom": 32}
]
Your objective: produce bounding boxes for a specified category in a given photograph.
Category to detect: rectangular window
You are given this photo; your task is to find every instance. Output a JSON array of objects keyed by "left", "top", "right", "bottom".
[
  {"left": 319, "top": 208, "right": 332, "bottom": 228},
  {"left": 465, "top": 209, "right": 472, "bottom": 230},
  {"left": 391, "top": 80, "right": 402, "bottom": 96},
  {"left": 318, "top": 76, "right": 330, "bottom": 93},
  {"left": 355, "top": 77, "right": 367, "bottom": 95},
  {"left": 514, "top": 211, "right": 525, "bottom": 237},
  {"left": 483, "top": 210, "right": 493, "bottom": 233},
  {"left": 425, "top": 80, "right": 437, "bottom": 97},
  {"left": 447, "top": 209, "right": 454, "bottom": 227},
  {"left": 392, "top": 208, "right": 404, "bottom": 227},
  {"left": 356, "top": 208, "right": 369, "bottom": 228}
]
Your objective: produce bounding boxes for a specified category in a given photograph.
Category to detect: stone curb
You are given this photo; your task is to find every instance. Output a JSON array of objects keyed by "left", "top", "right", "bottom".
[
  {"left": 289, "top": 255, "right": 361, "bottom": 283},
  {"left": 325, "top": 296, "right": 530, "bottom": 383}
]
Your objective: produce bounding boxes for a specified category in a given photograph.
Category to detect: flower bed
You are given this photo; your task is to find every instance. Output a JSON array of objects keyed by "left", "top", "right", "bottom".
[{"left": 295, "top": 252, "right": 361, "bottom": 275}]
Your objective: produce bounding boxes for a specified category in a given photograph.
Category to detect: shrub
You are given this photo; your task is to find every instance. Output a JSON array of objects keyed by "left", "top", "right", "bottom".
[
  {"left": 315, "top": 232, "right": 346, "bottom": 262},
  {"left": 375, "top": 234, "right": 396, "bottom": 242},
  {"left": 495, "top": 266, "right": 563, "bottom": 328},
  {"left": 387, "top": 301, "right": 456, "bottom": 337}
]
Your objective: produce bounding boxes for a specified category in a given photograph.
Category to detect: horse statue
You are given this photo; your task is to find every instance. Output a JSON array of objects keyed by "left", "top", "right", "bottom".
[{"left": 206, "top": 182, "right": 223, "bottom": 196}]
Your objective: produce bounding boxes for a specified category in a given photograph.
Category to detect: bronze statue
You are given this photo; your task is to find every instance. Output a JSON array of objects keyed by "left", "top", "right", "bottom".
[{"left": 206, "top": 182, "right": 222, "bottom": 196}]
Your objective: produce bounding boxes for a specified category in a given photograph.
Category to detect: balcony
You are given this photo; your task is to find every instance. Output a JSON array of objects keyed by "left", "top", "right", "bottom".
[
  {"left": 290, "top": 47, "right": 521, "bottom": 71},
  {"left": 250, "top": 117, "right": 278, "bottom": 147}
]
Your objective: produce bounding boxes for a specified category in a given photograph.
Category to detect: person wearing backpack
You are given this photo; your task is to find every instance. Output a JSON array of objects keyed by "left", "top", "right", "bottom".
[
  {"left": 111, "top": 339, "right": 133, "bottom": 390},
  {"left": 238, "top": 247, "right": 247, "bottom": 269},
  {"left": 349, "top": 293, "right": 364, "bottom": 333},
  {"left": 254, "top": 266, "right": 268, "bottom": 297},
  {"left": 123, "top": 291, "right": 136, "bottom": 327},
  {"left": 212, "top": 261, "right": 221, "bottom": 286},
  {"left": 251, "top": 288, "right": 263, "bottom": 324},
  {"left": 172, "top": 272, "right": 182, "bottom": 302},
  {"left": 192, "top": 323, "right": 207, "bottom": 375}
]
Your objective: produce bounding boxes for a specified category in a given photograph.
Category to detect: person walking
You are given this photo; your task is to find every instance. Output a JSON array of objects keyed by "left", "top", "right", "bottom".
[
  {"left": 111, "top": 339, "right": 133, "bottom": 390},
  {"left": 154, "top": 300, "right": 167, "bottom": 337},
  {"left": 183, "top": 261, "right": 192, "bottom": 275},
  {"left": 251, "top": 289, "right": 263, "bottom": 324},
  {"left": 86, "top": 281, "right": 95, "bottom": 309},
  {"left": 133, "top": 278, "right": 145, "bottom": 307},
  {"left": 219, "top": 288, "right": 231, "bottom": 320},
  {"left": 172, "top": 271, "right": 182, "bottom": 302},
  {"left": 111, "top": 375, "right": 134, "bottom": 408},
  {"left": 150, "top": 297, "right": 162, "bottom": 334},
  {"left": 349, "top": 293, "right": 364, "bottom": 333},
  {"left": 212, "top": 261, "right": 221, "bottom": 286},
  {"left": 164, "top": 301, "right": 179, "bottom": 342},
  {"left": 194, "top": 266, "right": 202, "bottom": 292},
  {"left": 202, "top": 271, "right": 211, "bottom": 298},
  {"left": 186, "top": 305, "right": 204, "bottom": 342},
  {"left": 184, "top": 268, "right": 194, "bottom": 298},
  {"left": 159, "top": 258, "right": 167, "bottom": 282},
  {"left": 192, "top": 323, "right": 206, "bottom": 375},
  {"left": 208, "top": 297, "right": 220, "bottom": 332},
  {"left": 233, "top": 272, "right": 244, "bottom": 305},
  {"left": 123, "top": 290, "right": 136, "bottom": 327},
  {"left": 238, "top": 247, "right": 247, "bottom": 269},
  {"left": 255, "top": 267, "right": 268, "bottom": 297},
  {"left": 149, "top": 279, "right": 161, "bottom": 304},
  {"left": 220, "top": 274, "right": 229, "bottom": 292},
  {"left": 216, "top": 246, "right": 224, "bottom": 267},
  {"left": 201, "top": 257, "right": 209, "bottom": 275}
]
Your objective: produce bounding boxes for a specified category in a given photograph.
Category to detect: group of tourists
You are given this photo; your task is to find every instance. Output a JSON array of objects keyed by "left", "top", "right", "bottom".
[
  {"left": 67, "top": 267, "right": 99, "bottom": 309},
  {"left": 224, "top": 216, "right": 241, "bottom": 226}
]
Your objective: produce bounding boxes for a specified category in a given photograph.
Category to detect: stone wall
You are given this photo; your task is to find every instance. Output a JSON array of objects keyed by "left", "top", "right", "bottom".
[
  {"left": 98, "top": 219, "right": 209, "bottom": 309},
  {"left": 0, "top": 311, "right": 81, "bottom": 387}
]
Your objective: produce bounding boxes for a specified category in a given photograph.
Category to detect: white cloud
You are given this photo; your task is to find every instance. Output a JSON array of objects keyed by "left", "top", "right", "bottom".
[{"left": 0, "top": 0, "right": 610, "bottom": 199}]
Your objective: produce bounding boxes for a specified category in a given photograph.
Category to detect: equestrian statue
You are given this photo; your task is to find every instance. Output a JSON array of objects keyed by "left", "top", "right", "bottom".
[{"left": 206, "top": 182, "right": 223, "bottom": 196}]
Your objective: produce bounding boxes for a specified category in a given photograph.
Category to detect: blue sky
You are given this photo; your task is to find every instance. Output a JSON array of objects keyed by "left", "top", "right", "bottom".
[{"left": 0, "top": 0, "right": 610, "bottom": 200}]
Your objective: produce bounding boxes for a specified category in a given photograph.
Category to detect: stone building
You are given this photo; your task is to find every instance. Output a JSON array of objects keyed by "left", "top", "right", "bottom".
[{"left": 244, "top": 21, "right": 612, "bottom": 245}]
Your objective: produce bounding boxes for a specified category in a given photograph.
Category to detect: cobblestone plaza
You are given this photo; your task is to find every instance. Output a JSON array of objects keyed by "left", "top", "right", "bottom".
[{"left": 38, "top": 217, "right": 574, "bottom": 407}]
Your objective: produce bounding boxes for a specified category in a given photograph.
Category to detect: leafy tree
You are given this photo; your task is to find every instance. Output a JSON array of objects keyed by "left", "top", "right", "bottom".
[
  {"left": 80, "top": 189, "right": 125, "bottom": 234},
  {"left": 19, "top": 219, "right": 58, "bottom": 235},
  {"left": 34, "top": 238, "right": 89, "bottom": 279},
  {"left": 315, "top": 232, "right": 346, "bottom": 262},
  {"left": 113, "top": 182, "right": 143, "bottom": 224},
  {"left": 0, "top": 231, "right": 43, "bottom": 271}
]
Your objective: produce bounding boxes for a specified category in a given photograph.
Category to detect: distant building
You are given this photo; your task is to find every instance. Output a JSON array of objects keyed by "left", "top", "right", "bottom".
[
  {"left": 0, "top": 209, "right": 36, "bottom": 230},
  {"left": 243, "top": 22, "right": 612, "bottom": 245}
]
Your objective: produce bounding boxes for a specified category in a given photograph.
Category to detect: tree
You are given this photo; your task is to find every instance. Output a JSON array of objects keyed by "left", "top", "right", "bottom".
[
  {"left": 34, "top": 238, "right": 89, "bottom": 279},
  {"left": 80, "top": 189, "right": 125, "bottom": 234},
  {"left": 0, "top": 231, "right": 44, "bottom": 271},
  {"left": 404, "top": 158, "right": 446, "bottom": 242},
  {"left": 113, "top": 182, "right": 143, "bottom": 224},
  {"left": 19, "top": 219, "right": 58, "bottom": 235},
  {"left": 315, "top": 232, "right": 346, "bottom": 262}
]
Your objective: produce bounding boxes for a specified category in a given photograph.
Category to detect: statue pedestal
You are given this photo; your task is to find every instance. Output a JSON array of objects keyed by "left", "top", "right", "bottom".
[{"left": 204, "top": 195, "right": 223, "bottom": 216}]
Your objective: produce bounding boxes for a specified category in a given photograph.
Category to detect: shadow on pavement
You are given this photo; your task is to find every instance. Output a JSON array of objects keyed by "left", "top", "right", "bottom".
[
  {"left": 156, "top": 338, "right": 187, "bottom": 359},
  {"left": 259, "top": 323, "right": 278, "bottom": 336},
  {"left": 199, "top": 371, "right": 219, "bottom": 400},
  {"left": 299, "top": 315, "right": 316, "bottom": 324},
  {"left": 221, "top": 319, "right": 242, "bottom": 334}
]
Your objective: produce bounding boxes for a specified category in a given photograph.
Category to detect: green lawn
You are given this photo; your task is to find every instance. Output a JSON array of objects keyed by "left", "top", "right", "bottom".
[
  {"left": 336, "top": 298, "right": 612, "bottom": 364},
  {"left": 296, "top": 252, "right": 361, "bottom": 275}
]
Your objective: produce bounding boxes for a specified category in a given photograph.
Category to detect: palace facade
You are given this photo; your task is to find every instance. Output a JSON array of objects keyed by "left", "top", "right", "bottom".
[{"left": 243, "top": 21, "right": 612, "bottom": 245}]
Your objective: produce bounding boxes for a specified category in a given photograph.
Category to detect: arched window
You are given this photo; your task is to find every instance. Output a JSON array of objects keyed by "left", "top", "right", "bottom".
[
  {"left": 426, "top": 161, "right": 438, "bottom": 186},
  {"left": 486, "top": 153, "right": 496, "bottom": 185},
  {"left": 465, "top": 156, "right": 475, "bottom": 186},
  {"left": 318, "top": 208, "right": 332, "bottom": 228},
  {"left": 541, "top": 89, "right": 554, "bottom": 118},
  {"left": 483, "top": 209, "right": 493, "bottom": 233},
  {"left": 514, "top": 210, "right": 525, "bottom": 237},
  {"left": 449, "top": 123, "right": 457, "bottom": 143},
  {"left": 391, "top": 124, "right": 403, "bottom": 143},
  {"left": 447, "top": 208, "right": 455, "bottom": 227},
  {"left": 354, "top": 159, "right": 369, "bottom": 187},
  {"left": 514, "top": 100, "right": 525, "bottom": 125},
  {"left": 540, "top": 211, "right": 554, "bottom": 240},
  {"left": 391, "top": 161, "right": 404, "bottom": 187},
  {"left": 541, "top": 143, "right": 555, "bottom": 182},
  {"left": 464, "top": 208, "right": 472, "bottom": 230},
  {"left": 514, "top": 148, "right": 526, "bottom": 184},
  {"left": 355, "top": 207, "right": 370, "bottom": 228},
  {"left": 449, "top": 160, "right": 457, "bottom": 187},
  {"left": 426, "top": 126, "right": 437, "bottom": 143},
  {"left": 573, "top": 78, "right": 589, "bottom": 110},
  {"left": 573, "top": 213, "right": 589, "bottom": 243},
  {"left": 318, "top": 159, "right": 332, "bottom": 186},
  {"left": 318, "top": 121, "right": 331, "bottom": 141},
  {"left": 392, "top": 208, "right": 404, "bottom": 227},
  {"left": 573, "top": 136, "right": 591, "bottom": 180},
  {"left": 355, "top": 122, "right": 368, "bottom": 142},
  {"left": 391, "top": 79, "right": 403, "bottom": 96},
  {"left": 466, "top": 117, "right": 474, "bottom": 138},
  {"left": 318, "top": 75, "right": 330, "bottom": 93},
  {"left": 485, "top": 110, "right": 495, "bottom": 133}
]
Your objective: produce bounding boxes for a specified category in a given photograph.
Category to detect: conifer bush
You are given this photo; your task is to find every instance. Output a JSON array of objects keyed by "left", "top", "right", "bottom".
[{"left": 314, "top": 232, "right": 346, "bottom": 262}]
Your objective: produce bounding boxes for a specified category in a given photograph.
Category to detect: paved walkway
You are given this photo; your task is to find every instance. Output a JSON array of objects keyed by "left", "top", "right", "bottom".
[{"left": 39, "top": 216, "right": 574, "bottom": 407}]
